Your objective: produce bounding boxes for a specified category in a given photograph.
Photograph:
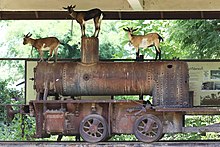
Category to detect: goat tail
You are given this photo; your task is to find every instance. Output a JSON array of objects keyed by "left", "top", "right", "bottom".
[
  {"left": 59, "top": 42, "right": 65, "bottom": 46},
  {"left": 100, "top": 12, "right": 104, "bottom": 22},
  {"left": 158, "top": 34, "right": 164, "bottom": 42}
]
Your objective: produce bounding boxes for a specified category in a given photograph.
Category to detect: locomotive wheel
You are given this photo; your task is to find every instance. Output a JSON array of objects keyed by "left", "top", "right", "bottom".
[
  {"left": 79, "top": 114, "right": 108, "bottom": 143},
  {"left": 133, "top": 114, "right": 163, "bottom": 143}
]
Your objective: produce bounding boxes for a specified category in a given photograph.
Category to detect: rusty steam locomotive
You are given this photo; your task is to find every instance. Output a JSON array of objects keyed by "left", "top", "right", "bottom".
[{"left": 27, "top": 37, "right": 220, "bottom": 143}]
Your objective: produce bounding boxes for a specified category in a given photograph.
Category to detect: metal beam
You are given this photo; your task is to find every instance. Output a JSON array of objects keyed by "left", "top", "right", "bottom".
[
  {"left": 127, "top": 0, "right": 143, "bottom": 10},
  {"left": 1, "top": 11, "right": 220, "bottom": 20}
]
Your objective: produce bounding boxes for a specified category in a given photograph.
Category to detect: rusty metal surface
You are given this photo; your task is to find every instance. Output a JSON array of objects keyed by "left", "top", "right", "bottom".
[
  {"left": 31, "top": 100, "right": 151, "bottom": 139},
  {"left": 31, "top": 100, "right": 112, "bottom": 138},
  {"left": 81, "top": 37, "right": 99, "bottom": 63},
  {"left": 34, "top": 61, "right": 189, "bottom": 108},
  {"left": 44, "top": 111, "right": 65, "bottom": 134},
  {"left": 155, "top": 107, "right": 220, "bottom": 114},
  {"left": 30, "top": 99, "right": 185, "bottom": 141}
]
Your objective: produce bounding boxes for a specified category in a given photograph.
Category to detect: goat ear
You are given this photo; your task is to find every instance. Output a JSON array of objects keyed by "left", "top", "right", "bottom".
[
  {"left": 73, "top": 5, "right": 76, "bottom": 8},
  {"left": 63, "top": 6, "right": 68, "bottom": 10}
]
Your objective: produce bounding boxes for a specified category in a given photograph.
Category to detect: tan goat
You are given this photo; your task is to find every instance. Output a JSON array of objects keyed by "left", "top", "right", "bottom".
[
  {"left": 63, "top": 5, "right": 103, "bottom": 37},
  {"left": 123, "top": 27, "right": 163, "bottom": 60},
  {"left": 23, "top": 33, "right": 60, "bottom": 62}
]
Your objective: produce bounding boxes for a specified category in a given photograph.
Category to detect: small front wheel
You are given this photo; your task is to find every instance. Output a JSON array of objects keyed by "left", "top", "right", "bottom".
[
  {"left": 133, "top": 114, "right": 163, "bottom": 143},
  {"left": 79, "top": 114, "right": 108, "bottom": 143}
]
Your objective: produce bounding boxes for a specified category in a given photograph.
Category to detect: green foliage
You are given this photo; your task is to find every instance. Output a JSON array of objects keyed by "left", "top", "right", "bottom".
[
  {"left": 114, "top": 95, "right": 139, "bottom": 100},
  {"left": 0, "top": 115, "right": 35, "bottom": 141},
  {"left": 0, "top": 80, "right": 28, "bottom": 141},
  {"left": 0, "top": 80, "right": 23, "bottom": 105},
  {"left": 168, "top": 20, "right": 220, "bottom": 59},
  {"left": 110, "top": 134, "right": 137, "bottom": 141}
]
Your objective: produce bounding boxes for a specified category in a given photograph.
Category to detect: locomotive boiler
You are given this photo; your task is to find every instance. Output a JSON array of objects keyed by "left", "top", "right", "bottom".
[
  {"left": 34, "top": 37, "right": 189, "bottom": 108},
  {"left": 28, "top": 37, "right": 195, "bottom": 143}
]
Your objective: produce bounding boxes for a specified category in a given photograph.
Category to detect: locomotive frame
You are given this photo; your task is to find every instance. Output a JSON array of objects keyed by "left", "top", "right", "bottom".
[{"left": 3, "top": 37, "right": 220, "bottom": 143}]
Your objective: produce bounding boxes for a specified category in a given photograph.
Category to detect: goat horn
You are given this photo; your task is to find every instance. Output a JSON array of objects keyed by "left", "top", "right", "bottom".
[
  {"left": 25, "top": 33, "right": 29, "bottom": 37},
  {"left": 26, "top": 32, "right": 32, "bottom": 37}
]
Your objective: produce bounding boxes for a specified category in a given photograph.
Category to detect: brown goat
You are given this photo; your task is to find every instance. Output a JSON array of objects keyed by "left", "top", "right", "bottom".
[
  {"left": 63, "top": 5, "right": 103, "bottom": 37},
  {"left": 123, "top": 27, "right": 163, "bottom": 60},
  {"left": 23, "top": 33, "right": 60, "bottom": 62}
]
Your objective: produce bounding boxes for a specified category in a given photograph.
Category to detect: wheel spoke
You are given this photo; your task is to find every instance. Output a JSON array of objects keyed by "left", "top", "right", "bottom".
[
  {"left": 87, "top": 120, "right": 92, "bottom": 126},
  {"left": 150, "top": 131, "right": 157, "bottom": 136},
  {"left": 138, "top": 125, "right": 145, "bottom": 129},
  {"left": 96, "top": 130, "right": 103, "bottom": 136},
  {"left": 83, "top": 126, "right": 90, "bottom": 129},
  {"left": 93, "top": 118, "right": 100, "bottom": 126}
]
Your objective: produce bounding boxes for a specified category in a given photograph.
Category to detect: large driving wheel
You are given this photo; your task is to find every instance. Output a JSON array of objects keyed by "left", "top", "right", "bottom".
[
  {"left": 79, "top": 114, "right": 108, "bottom": 143},
  {"left": 133, "top": 114, "right": 163, "bottom": 143}
]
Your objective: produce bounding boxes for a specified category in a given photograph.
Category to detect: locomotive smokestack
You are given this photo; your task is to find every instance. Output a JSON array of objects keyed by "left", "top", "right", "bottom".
[{"left": 81, "top": 37, "right": 99, "bottom": 63}]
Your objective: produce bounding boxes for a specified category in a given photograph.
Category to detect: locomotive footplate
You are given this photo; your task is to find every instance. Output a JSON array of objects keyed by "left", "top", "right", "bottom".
[
  {"left": 29, "top": 100, "right": 220, "bottom": 142},
  {"left": 156, "top": 107, "right": 220, "bottom": 134},
  {"left": 155, "top": 107, "right": 220, "bottom": 115}
]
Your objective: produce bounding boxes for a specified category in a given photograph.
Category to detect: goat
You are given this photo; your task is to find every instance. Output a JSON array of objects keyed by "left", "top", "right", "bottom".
[
  {"left": 123, "top": 27, "right": 163, "bottom": 60},
  {"left": 63, "top": 5, "right": 103, "bottom": 37},
  {"left": 23, "top": 33, "right": 60, "bottom": 62}
]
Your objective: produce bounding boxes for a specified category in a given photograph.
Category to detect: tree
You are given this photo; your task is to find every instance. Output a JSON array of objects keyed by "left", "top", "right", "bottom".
[{"left": 168, "top": 20, "right": 220, "bottom": 59}]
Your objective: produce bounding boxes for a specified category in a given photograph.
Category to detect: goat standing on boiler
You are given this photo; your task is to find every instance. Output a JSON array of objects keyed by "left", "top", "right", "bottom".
[
  {"left": 63, "top": 5, "right": 103, "bottom": 37},
  {"left": 123, "top": 27, "right": 163, "bottom": 60},
  {"left": 23, "top": 33, "right": 60, "bottom": 62}
]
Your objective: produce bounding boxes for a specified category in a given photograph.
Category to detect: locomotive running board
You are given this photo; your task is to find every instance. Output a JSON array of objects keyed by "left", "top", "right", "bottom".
[
  {"left": 155, "top": 107, "right": 220, "bottom": 115},
  {"left": 183, "top": 124, "right": 220, "bottom": 133}
]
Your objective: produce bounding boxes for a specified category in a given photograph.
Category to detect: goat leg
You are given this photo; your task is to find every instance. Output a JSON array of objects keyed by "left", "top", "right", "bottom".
[
  {"left": 92, "top": 18, "right": 101, "bottom": 37},
  {"left": 155, "top": 51, "right": 158, "bottom": 61},
  {"left": 158, "top": 52, "right": 161, "bottom": 60},
  {"left": 48, "top": 48, "right": 54, "bottom": 61},
  {"left": 54, "top": 46, "right": 59, "bottom": 62},
  {"left": 80, "top": 24, "right": 86, "bottom": 37},
  {"left": 39, "top": 50, "right": 44, "bottom": 62},
  {"left": 136, "top": 49, "right": 140, "bottom": 60},
  {"left": 157, "top": 47, "right": 161, "bottom": 60},
  {"left": 155, "top": 46, "right": 161, "bottom": 60},
  {"left": 93, "top": 29, "right": 99, "bottom": 37}
]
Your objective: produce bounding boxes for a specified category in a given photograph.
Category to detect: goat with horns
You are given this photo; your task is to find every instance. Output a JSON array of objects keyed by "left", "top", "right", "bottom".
[
  {"left": 123, "top": 27, "right": 163, "bottom": 60},
  {"left": 23, "top": 33, "right": 61, "bottom": 62},
  {"left": 63, "top": 5, "right": 104, "bottom": 37}
]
